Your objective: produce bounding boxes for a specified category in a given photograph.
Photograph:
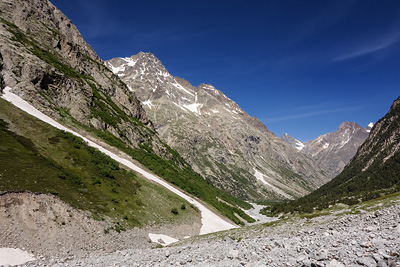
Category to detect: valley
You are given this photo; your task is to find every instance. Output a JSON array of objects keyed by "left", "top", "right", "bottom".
[{"left": 0, "top": 0, "right": 399, "bottom": 266}]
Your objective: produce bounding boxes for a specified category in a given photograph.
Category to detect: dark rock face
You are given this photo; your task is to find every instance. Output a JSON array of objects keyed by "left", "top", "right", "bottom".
[{"left": 107, "top": 52, "right": 329, "bottom": 201}]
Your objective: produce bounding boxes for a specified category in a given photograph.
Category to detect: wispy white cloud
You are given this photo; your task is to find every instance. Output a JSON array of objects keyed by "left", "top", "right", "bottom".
[
  {"left": 265, "top": 104, "right": 365, "bottom": 124},
  {"left": 334, "top": 32, "right": 400, "bottom": 61}
]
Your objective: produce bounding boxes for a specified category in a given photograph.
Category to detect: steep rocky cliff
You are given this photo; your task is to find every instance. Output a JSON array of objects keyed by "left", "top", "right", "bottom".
[{"left": 107, "top": 52, "right": 329, "bottom": 201}]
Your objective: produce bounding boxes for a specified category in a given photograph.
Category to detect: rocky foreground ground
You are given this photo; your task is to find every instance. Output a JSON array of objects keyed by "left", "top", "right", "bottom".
[{"left": 20, "top": 197, "right": 400, "bottom": 267}]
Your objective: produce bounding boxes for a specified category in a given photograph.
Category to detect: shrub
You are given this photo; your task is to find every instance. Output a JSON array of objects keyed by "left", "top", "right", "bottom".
[{"left": 171, "top": 208, "right": 179, "bottom": 215}]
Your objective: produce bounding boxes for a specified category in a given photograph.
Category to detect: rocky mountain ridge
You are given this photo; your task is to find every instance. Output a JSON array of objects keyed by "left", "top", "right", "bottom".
[
  {"left": 107, "top": 52, "right": 329, "bottom": 201},
  {"left": 282, "top": 121, "right": 372, "bottom": 178}
]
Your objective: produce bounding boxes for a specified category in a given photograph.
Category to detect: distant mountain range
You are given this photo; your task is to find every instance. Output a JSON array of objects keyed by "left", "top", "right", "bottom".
[
  {"left": 270, "top": 97, "right": 400, "bottom": 213},
  {"left": 281, "top": 122, "right": 372, "bottom": 178},
  {"left": 107, "top": 52, "right": 328, "bottom": 201}
]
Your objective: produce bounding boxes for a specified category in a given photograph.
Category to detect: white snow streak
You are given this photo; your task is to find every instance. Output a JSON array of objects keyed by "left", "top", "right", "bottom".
[
  {"left": 172, "top": 82, "right": 194, "bottom": 96},
  {"left": 182, "top": 103, "right": 203, "bottom": 115},
  {"left": 295, "top": 141, "right": 305, "bottom": 151},
  {"left": 106, "top": 62, "right": 125, "bottom": 74},
  {"left": 142, "top": 100, "right": 153, "bottom": 109},
  {"left": 366, "top": 122, "right": 374, "bottom": 133},
  {"left": 122, "top": 57, "right": 138, "bottom": 67},
  {"left": 1, "top": 87, "right": 237, "bottom": 236},
  {"left": 253, "top": 169, "right": 293, "bottom": 200},
  {"left": 253, "top": 168, "right": 272, "bottom": 186},
  {"left": 203, "top": 84, "right": 220, "bottom": 95}
]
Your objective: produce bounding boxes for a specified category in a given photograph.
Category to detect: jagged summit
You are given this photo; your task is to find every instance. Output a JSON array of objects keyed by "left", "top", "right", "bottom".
[{"left": 106, "top": 52, "right": 251, "bottom": 119}]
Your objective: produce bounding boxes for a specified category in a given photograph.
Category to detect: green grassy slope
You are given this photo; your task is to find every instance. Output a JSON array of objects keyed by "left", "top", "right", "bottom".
[{"left": 0, "top": 98, "right": 200, "bottom": 230}]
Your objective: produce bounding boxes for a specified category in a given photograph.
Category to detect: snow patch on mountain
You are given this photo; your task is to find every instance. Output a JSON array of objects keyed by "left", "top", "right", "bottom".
[
  {"left": 203, "top": 84, "right": 220, "bottom": 95},
  {"left": 366, "top": 122, "right": 374, "bottom": 133},
  {"left": 142, "top": 100, "right": 153, "bottom": 109},
  {"left": 172, "top": 82, "right": 194, "bottom": 96},
  {"left": 296, "top": 142, "right": 305, "bottom": 150},
  {"left": 183, "top": 103, "right": 203, "bottom": 115},
  {"left": 173, "top": 102, "right": 188, "bottom": 112},
  {"left": 340, "top": 137, "right": 351, "bottom": 148},
  {"left": 254, "top": 168, "right": 272, "bottom": 186},
  {"left": 253, "top": 169, "right": 293, "bottom": 199},
  {"left": 122, "top": 57, "right": 138, "bottom": 67},
  {"left": 106, "top": 62, "right": 125, "bottom": 74}
]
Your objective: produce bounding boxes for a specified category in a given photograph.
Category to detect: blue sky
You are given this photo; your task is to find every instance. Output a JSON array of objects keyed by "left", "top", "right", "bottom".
[{"left": 51, "top": 0, "right": 400, "bottom": 142}]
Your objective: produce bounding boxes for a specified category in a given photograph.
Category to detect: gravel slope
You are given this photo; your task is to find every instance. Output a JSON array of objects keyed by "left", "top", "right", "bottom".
[{"left": 22, "top": 197, "right": 400, "bottom": 266}]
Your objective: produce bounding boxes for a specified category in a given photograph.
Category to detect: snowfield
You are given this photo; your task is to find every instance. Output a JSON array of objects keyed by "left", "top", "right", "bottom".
[{"left": 1, "top": 87, "right": 237, "bottom": 263}]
